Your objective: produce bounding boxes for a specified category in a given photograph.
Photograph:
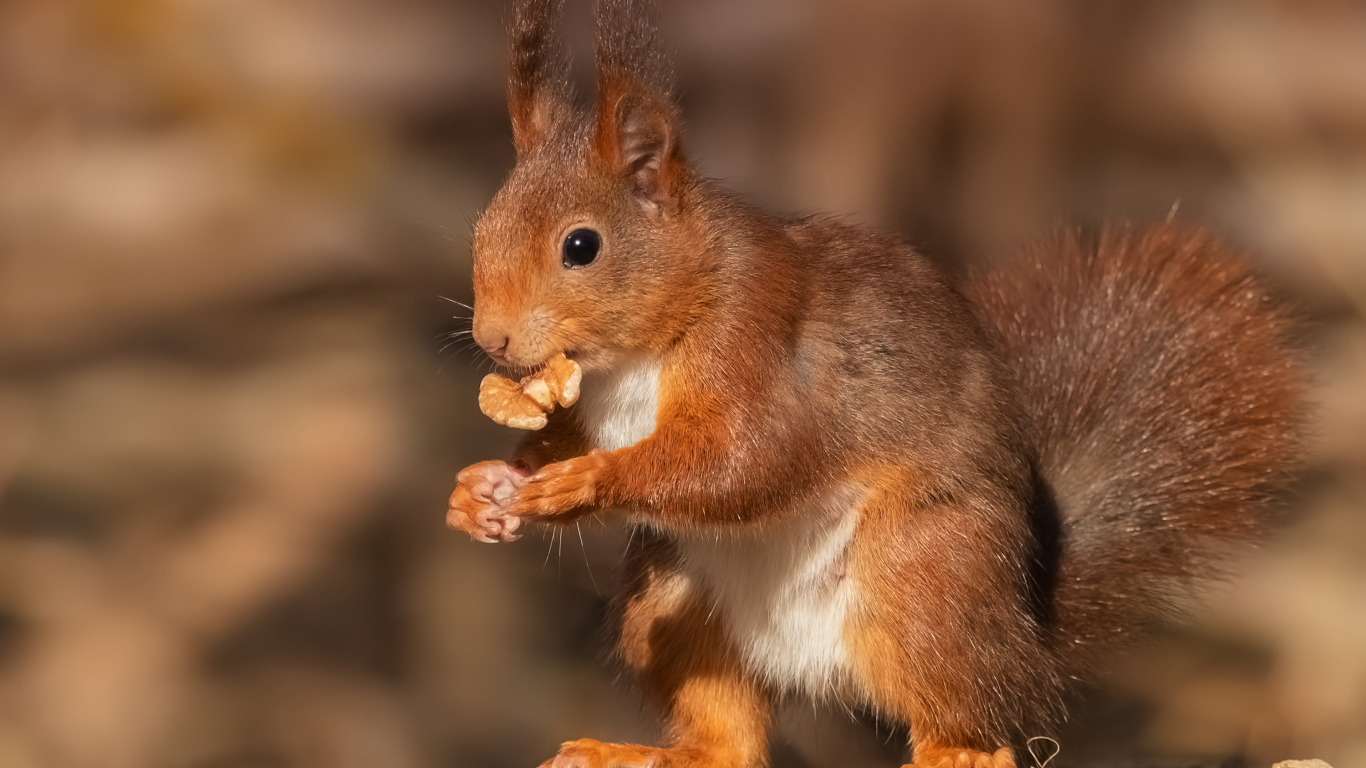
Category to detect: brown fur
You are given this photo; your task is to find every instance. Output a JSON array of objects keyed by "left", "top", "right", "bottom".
[
  {"left": 508, "top": 0, "right": 572, "bottom": 155},
  {"left": 966, "top": 226, "right": 1307, "bottom": 671},
  {"left": 448, "top": 2, "right": 1307, "bottom": 767}
]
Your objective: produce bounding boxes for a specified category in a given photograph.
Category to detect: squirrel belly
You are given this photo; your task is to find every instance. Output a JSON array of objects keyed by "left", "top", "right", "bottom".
[
  {"left": 576, "top": 350, "right": 863, "bottom": 700},
  {"left": 669, "top": 485, "right": 864, "bottom": 700}
]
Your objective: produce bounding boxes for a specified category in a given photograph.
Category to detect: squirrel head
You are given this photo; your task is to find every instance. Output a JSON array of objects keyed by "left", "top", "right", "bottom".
[{"left": 471, "top": 0, "right": 708, "bottom": 373}]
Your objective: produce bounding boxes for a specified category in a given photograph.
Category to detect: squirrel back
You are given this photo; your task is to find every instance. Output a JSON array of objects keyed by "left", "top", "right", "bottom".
[{"left": 967, "top": 224, "right": 1307, "bottom": 668}]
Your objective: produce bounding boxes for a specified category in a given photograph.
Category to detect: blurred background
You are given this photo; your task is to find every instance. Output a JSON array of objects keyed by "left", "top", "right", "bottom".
[{"left": 0, "top": 1, "right": 1363, "bottom": 767}]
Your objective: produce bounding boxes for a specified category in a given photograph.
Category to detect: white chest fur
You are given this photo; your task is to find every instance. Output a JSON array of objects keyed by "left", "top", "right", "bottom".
[
  {"left": 576, "top": 356, "right": 860, "bottom": 697},
  {"left": 675, "top": 488, "right": 861, "bottom": 698},
  {"left": 575, "top": 357, "right": 662, "bottom": 451}
]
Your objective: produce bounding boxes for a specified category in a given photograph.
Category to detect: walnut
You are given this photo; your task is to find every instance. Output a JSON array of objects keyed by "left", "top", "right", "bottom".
[{"left": 478, "top": 353, "right": 582, "bottom": 430}]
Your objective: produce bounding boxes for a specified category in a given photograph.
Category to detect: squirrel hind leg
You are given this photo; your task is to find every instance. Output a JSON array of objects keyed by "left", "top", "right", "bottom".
[
  {"left": 906, "top": 746, "right": 1016, "bottom": 768},
  {"left": 539, "top": 739, "right": 727, "bottom": 768}
]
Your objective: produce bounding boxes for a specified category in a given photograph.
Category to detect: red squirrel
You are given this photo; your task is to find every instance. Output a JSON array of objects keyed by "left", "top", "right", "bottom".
[{"left": 446, "top": 0, "right": 1307, "bottom": 766}]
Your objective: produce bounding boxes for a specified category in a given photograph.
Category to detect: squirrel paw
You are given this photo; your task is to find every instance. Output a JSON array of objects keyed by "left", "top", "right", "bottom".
[
  {"left": 906, "top": 747, "right": 1015, "bottom": 768},
  {"left": 537, "top": 739, "right": 676, "bottom": 768},
  {"left": 510, "top": 452, "right": 605, "bottom": 521},
  {"left": 447, "top": 460, "right": 529, "bottom": 543}
]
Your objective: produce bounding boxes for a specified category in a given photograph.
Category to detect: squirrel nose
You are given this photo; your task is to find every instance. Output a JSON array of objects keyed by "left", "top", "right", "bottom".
[{"left": 475, "top": 329, "right": 511, "bottom": 361}]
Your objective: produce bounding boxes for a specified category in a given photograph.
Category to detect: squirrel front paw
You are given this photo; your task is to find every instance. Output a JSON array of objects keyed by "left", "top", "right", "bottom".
[
  {"left": 510, "top": 451, "right": 606, "bottom": 522},
  {"left": 447, "top": 460, "right": 529, "bottom": 543}
]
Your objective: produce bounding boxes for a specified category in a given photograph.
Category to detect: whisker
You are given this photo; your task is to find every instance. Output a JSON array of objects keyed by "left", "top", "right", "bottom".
[
  {"left": 543, "top": 528, "right": 556, "bottom": 571},
  {"left": 576, "top": 522, "right": 600, "bottom": 597},
  {"left": 438, "top": 295, "right": 476, "bottom": 312},
  {"left": 438, "top": 335, "right": 481, "bottom": 358},
  {"left": 409, "top": 219, "right": 474, "bottom": 248},
  {"left": 437, "top": 341, "right": 486, "bottom": 374}
]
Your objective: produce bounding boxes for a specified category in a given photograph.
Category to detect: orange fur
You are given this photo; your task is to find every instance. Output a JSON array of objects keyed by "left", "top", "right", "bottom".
[{"left": 909, "top": 746, "right": 1016, "bottom": 768}]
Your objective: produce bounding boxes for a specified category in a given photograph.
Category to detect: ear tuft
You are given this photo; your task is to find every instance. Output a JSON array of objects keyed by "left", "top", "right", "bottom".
[
  {"left": 508, "top": 0, "right": 571, "bottom": 156},
  {"left": 592, "top": 0, "right": 689, "bottom": 212}
]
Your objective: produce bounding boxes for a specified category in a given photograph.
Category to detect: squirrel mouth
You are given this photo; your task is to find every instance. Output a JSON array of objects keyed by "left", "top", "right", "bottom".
[{"left": 501, "top": 349, "right": 575, "bottom": 378}]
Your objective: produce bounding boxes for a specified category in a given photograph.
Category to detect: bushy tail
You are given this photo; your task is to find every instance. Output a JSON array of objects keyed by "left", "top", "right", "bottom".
[{"left": 968, "top": 224, "right": 1306, "bottom": 667}]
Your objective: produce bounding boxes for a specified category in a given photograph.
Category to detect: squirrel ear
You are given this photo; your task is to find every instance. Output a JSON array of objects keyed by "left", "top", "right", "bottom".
[
  {"left": 593, "top": 82, "right": 685, "bottom": 210},
  {"left": 591, "top": 0, "right": 687, "bottom": 212},
  {"left": 508, "top": 0, "right": 570, "bottom": 155}
]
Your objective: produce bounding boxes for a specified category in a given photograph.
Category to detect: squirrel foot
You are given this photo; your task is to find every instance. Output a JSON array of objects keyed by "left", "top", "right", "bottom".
[
  {"left": 447, "top": 460, "right": 529, "bottom": 543},
  {"left": 537, "top": 739, "right": 679, "bottom": 768},
  {"left": 906, "top": 746, "right": 1015, "bottom": 768}
]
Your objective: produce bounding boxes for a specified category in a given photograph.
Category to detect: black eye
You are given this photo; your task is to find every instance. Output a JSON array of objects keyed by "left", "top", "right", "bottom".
[{"left": 562, "top": 228, "right": 601, "bottom": 269}]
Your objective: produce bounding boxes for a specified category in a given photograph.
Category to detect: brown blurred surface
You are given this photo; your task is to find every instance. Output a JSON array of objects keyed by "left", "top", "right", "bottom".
[{"left": 0, "top": 1, "right": 1363, "bottom": 767}]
